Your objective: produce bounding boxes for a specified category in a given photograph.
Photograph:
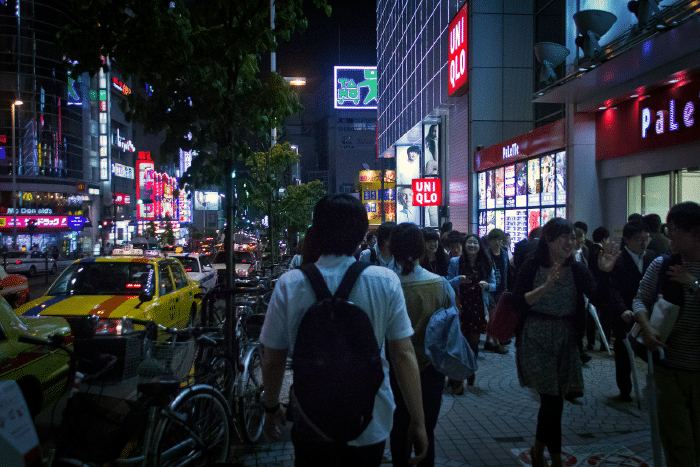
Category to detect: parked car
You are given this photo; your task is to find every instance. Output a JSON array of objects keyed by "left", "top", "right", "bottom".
[
  {"left": 3, "top": 251, "right": 58, "bottom": 277},
  {"left": 211, "top": 248, "right": 260, "bottom": 282},
  {"left": 167, "top": 252, "right": 217, "bottom": 292},
  {"left": 0, "top": 296, "right": 72, "bottom": 416},
  {"left": 0, "top": 265, "right": 30, "bottom": 309},
  {"left": 14, "top": 251, "right": 202, "bottom": 380}
]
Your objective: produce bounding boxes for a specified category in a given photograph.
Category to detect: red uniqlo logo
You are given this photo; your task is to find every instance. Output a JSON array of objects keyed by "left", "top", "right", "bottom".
[{"left": 412, "top": 179, "right": 441, "bottom": 206}]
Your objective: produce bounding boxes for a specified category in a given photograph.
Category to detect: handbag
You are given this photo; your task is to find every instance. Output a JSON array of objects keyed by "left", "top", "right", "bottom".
[
  {"left": 486, "top": 291, "right": 518, "bottom": 342},
  {"left": 627, "top": 294, "right": 680, "bottom": 362},
  {"left": 424, "top": 280, "right": 477, "bottom": 380}
]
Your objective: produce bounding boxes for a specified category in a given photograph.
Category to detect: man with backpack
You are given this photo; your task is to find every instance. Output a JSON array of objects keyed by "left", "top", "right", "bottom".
[
  {"left": 359, "top": 221, "right": 399, "bottom": 272},
  {"left": 260, "top": 194, "right": 428, "bottom": 466}
]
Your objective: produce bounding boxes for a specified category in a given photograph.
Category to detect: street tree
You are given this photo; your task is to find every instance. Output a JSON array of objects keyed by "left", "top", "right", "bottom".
[
  {"left": 160, "top": 214, "right": 176, "bottom": 247},
  {"left": 279, "top": 179, "right": 325, "bottom": 243},
  {"left": 56, "top": 0, "right": 329, "bottom": 287},
  {"left": 245, "top": 142, "right": 299, "bottom": 263}
]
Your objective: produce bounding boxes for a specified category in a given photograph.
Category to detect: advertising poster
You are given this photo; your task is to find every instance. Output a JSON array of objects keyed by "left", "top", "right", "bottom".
[
  {"left": 360, "top": 176, "right": 396, "bottom": 226},
  {"left": 486, "top": 210, "right": 496, "bottom": 233},
  {"left": 423, "top": 124, "right": 439, "bottom": 176},
  {"left": 541, "top": 207, "right": 555, "bottom": 226},
  {"left": 396, "top": 145, "right": 421, "bottom": 186},
  {"left": 527, "top": 159, "right": 541, "bottom": 206},
  {"left": 425, "top": 206, "right": 439, "bottom": 227},
  {"left": 494, "top": 167, "right": 505, "bottom": 208},
  {"left": 396, "top": 186, "right": 420, "bottom": 224},
  {"left": 504, "top": 164, "right": 516, "bottom": 208},
  {"left": 495, "top": 209, "right": 505, "bottom": 230},
  {"left": 478, "top": 172, "right": 487, "bottom": 209},
  {"left": 541, "top": 154, "right": 555, "bottom": 206},
  {"left": 528, "top": 209, "right": 541, "bottom": 232},
  {"left": 505, "top": 209, "right": 528, "bottom": 246},
  {"left": 556, "top": 151, "right": 566, "bottom": 205},
  {"left": 194, "top": 191, "right": 220, "bottom": 211},
  {"left": 516, "top": 162, "right": 527, "bottom": 207},
  {"left": 486, "top": 170, "right": 495, "bottom": 209},
  {"left": 556, "top": 206, "right": 567, "bottom": 219}
]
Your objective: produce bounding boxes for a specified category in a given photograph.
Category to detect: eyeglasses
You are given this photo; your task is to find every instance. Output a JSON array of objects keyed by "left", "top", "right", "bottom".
[{"left": 465, "top": 241, "right": 480, "bottom": 246}]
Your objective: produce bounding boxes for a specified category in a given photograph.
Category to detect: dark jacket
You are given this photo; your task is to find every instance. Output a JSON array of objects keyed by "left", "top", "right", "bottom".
[
  {"left": 646, "top": 232, "right": 671, "bottom": 258},
  {"left": 513, "top": 238, "right": 538, "bottom": 274},
  {"left": 604, "top": 248, "right": 657, "bottom": 332},
  {"left": 513, "top": 257, "right": 598, "bottom": 343}
]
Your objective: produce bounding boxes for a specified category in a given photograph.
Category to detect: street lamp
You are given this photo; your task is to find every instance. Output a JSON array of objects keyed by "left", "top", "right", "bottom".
[{"left": 11, "top": 100, "right": 23, "bottom": 250}]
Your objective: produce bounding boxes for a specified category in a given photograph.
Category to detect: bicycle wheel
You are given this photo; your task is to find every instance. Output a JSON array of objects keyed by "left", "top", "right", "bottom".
[
  {"left": 237, "top": 346, "right": 264, "bottom": 444},
  {"left": 152, "top": 385, "right": 230, "bottom": 467},
  {"left": 209, "top": 355, "right": 235, "bottom": 407}
]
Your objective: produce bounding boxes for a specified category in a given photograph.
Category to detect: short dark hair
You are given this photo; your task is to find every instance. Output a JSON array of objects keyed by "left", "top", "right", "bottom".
[
  {"left": 312, "top": 194, "right": 368, "bottom": 256},
  {"left": 535, "top": 218, "right": 574, "bottom": 267},
  {"left": 422, "top": 229, "right": 440, "bottom": 242},
  {"left": 487, "top": 228, "right": 506, "bottom": 241},
  {"left": 391, "top": 223, "right": 424, "bottom": 276},
  {"left": 376, "top": 221, "right": 397, "bottom": 248},
  {"left": 440, "top": 221, "right": 453, "bottom": 233},
  {"left": 643, "top": 213, "right": 662, "bottom": 233},
  {"left": 442, "top": 229, "right": 462, "bottom": 247},
  {"left": 592, "top": 226, "right": 610, "bottom": 243},
  {"left": 528, "top": 226, "right": 543, "bottom": 240},
  {"left": 407, "top": 145, "right": 420, "bottom": 155},
  {"left": 366, "top": 231, "right": 377, "bottom": 242},
  {"left": 666, "top": 201, "right": 700, "bottom": 232},
  {"left": 622, "top": 221, "right": 648, "bottom": 240},
  {"left": 573, "top": 221, "right": 588, "bottom": 234},
  {"left": 628, "top": 213, "right": 644, "bottom": 224}
]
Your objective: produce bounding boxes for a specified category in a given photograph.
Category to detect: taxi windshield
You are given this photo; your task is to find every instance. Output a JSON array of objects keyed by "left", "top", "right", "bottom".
[{"left": 48, "top": 262, "right": 156, "bottom": 296}]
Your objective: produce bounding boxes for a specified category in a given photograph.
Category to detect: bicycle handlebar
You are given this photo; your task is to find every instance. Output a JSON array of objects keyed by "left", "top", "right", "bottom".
[{"left": 126, "top": 318, "right": 221, "bottom": 337}]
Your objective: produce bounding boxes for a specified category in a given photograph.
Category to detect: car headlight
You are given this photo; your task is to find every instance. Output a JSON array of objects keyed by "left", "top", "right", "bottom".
[{"left": 94, "top": 318, "right": 135, "bottom": 336}]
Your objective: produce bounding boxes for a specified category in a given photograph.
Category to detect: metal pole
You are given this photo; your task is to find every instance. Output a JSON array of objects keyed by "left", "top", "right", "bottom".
[{"left": 11, "top": 103, "right": 18, "bottom": 250}]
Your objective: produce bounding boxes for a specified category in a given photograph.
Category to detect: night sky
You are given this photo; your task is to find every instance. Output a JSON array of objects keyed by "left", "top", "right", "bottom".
[{"left": 276, "top": 0, "right": 377, "bottom": 81}]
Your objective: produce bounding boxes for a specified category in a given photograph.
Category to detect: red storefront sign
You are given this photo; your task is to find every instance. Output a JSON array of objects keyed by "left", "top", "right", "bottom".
[
  {"left": 448, "top": 2, "right": 469, "bottom": 97},
  {"left": 596, "top": 72, "right": 700, "bottom": 160},
  {"left": 412, "top": 179, "right": 442, "bottom": 206},
  {"left": 0, "top": 216, "right": 75, "bottom": 231},
  {"left": 474, "top": 119, "right": 566, "bottom": 171},
  {"left": 113, "top": 193, "right": 131, "bottom": 205}
]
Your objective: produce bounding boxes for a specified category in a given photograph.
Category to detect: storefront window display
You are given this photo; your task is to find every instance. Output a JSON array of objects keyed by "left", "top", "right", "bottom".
[{"left": 478, "top": 151, "right": 567, "bottom": 246}]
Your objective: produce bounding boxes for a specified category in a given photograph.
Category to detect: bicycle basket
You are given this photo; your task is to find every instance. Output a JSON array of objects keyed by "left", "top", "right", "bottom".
[
  {"left": 136, "top": 337, "right": 197, "bottom": 383},
  {"left": 56, "top": 392, "right": 147, "bottom": 462}
]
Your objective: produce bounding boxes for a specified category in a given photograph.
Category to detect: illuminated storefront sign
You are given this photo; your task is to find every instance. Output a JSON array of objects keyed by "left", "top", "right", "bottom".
[
  {"left": 194, "top": 191, "right": 221, "bottom": 210},
  {"left": 334, "top": 66, "right": 378, "bottom": 110},
  {"left": 412, "top": 179, "right": 441, "bottom": 206},
  {"left": 136, "top": 151, "right": 155, "bottom": 219},
  {"left": 596, "top": 72, "right": 700, "bottom": 160},
  {"left": 359, "top": 170, "right": 396, "bottom": 225},
  {"left": 112, "top": 77, "right": 132, "bottom": 96},
  {"left": 448, "top": 2, "right": 469, "bottom": 97},
  {"left": 0, "top": 216, "right": 88, "bottom": 230},
  {"left": 113, "top": 128, "right": 136, "bottom": 152},
  {"left": 179, "top": 148, "right": 195, "bottom": 176},
  {"left": 112, "top": 162, "right": 135, "bottom": 179},
  {"left": 113, "top": 193, "right": 131, "bottom": 205},
  {"left": 99, "top": 66, "right": 110, "bottom": 181}
]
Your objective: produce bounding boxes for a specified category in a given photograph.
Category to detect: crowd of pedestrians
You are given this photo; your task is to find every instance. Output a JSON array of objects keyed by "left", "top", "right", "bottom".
[{"left": 260, "top": 193, "right": 700, "bottom": 467}]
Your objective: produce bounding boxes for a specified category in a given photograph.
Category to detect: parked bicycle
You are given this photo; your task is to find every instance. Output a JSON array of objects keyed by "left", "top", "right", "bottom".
[{"left": 30, "top": 320, "right": 232, "bottom": 467}]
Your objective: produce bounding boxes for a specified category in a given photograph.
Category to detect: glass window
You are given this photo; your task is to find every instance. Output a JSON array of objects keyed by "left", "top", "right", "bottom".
[
  {"left": 170, "top": 262, "right": 189, "bottom": 290},
  {"left": 159, "top": 264, "right": 175, "bottom": 296},
  {"left": 680, "top": 169, "right": 700, "bottom": 203},
  {"left": 643, "top": 173, "right": 670, "bottom": 217},
  {"left": 177, "top": 256, "right": 199, "bottom": 272}
]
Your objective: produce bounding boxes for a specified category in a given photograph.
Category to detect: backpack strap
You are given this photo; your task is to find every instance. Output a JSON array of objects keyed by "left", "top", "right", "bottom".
[
  {"left": 299, "top": 264, "right": 333, "bottom": 301},
  {"left": 335, "top": 262, "right": 371, "bottom": 301},
  {"left": 370, "top": 248, "right": 377, "bottom": 265}
]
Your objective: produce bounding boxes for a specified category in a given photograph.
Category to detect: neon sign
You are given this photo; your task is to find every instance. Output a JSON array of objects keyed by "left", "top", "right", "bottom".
[
  {"left": 448, "top": 2, "right": 469, "bottom": 97},
  {"left": 112, "top": 162, "right": 135, "bottom": 179},
  {"left": 113, "top": 129, "right": 136, "bottom": 152},
  {"left": 641, "top": 100, "right": 694, "bottom": 138},
  {"left": 334, "top": 66, "right": 378, "bottom": 110},
  {"left": 112, "top": 77, "right": 132, "bottom": 96}
]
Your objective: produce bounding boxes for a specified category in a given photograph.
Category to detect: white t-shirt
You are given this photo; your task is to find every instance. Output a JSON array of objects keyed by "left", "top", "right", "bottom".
[{"left": 260, "top": 254, "right": 414, "bottom": 446}]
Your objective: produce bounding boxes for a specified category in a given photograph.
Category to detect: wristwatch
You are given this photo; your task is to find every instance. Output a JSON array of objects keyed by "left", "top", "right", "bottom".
[
  {"left": 260, "top": 392, "right": 281, "bottom": 414},
  {"left": 691, "top": 280, "right": 700, "bottom": 294}
]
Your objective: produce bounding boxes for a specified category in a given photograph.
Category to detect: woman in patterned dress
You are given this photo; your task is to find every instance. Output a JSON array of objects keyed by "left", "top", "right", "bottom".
[
  {"left": 447, "top": 233, "right": 495, "bottom": 393},
  {"left": 513, "top": 218, "right": 618, "bottom": 467}
]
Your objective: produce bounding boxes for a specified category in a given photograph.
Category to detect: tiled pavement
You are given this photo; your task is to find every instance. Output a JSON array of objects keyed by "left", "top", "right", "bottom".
[{"left": 229, "top": 341, "right": 663, "bottom": 466}]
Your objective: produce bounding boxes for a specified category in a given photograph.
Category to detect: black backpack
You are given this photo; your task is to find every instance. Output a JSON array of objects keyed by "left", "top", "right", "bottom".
[{"left": 291, "top": 262, "right": 384, "bottom": 443}]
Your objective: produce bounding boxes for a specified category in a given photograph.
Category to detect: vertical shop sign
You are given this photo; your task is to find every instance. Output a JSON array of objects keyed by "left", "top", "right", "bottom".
[{"left": 448, "top": 2, "right": 469, "bottom": 97}]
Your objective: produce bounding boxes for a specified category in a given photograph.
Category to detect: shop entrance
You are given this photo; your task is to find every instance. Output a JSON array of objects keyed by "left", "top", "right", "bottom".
[{"left": 628, "top": 168, "right": 700, "bottom": 219}]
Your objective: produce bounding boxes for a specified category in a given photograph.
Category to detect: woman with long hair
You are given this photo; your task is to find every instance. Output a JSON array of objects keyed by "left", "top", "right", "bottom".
[
  {"left": 446, "top": 233, "right": 495, "bottom": 392},
  {"left": 389, "top": 223, "right": 454, "bottom": 467},
  {"left": 514, "top": 218, "right": 618, "bottom": 467},
  {"left": 420, "top": 229, "right": 450, "bottom": 277}
]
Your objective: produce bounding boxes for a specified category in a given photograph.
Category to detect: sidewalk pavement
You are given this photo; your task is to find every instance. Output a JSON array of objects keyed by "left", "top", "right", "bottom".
[{"left": 230, "top": 341, "right": 661, "bottom": 467}]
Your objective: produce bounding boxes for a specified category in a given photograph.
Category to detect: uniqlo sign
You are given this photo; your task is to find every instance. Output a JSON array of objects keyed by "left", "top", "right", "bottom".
[
  {"left": 448, "top": 2, "right": 468, "bottom": 97},
  {"left": 412, "top": 179, "right": 441, "bottom": 206}
]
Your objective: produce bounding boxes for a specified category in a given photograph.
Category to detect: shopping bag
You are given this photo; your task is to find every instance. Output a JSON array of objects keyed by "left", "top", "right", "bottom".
[
  {"left": 486, "top": 291, "right": 519, "bottom": 342},
  {"left": 425, "top": 304, "right": 477, "bottom": 380},
  {"left": 627, "top": 294, "right": 679, "bottom": 362}
]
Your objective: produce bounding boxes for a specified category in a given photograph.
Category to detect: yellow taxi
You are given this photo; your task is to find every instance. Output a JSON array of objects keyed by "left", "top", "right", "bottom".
[
  {"left": 14, "top": 249, "right": 202, "bottom": 378},
  {"left": 0, "top": 296, "right": 72, "bottom": 417}
]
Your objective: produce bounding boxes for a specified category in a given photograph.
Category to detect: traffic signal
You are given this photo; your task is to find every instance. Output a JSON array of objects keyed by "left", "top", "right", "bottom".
[
  {"left": 101, "top": 219, "right": 114, "bottom": 230},
  {"left": 27, "top": 218, "right": 37, "bottom": 236}
]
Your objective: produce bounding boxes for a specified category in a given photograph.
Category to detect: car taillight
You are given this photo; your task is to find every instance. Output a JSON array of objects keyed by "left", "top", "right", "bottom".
[
  {"left": 94, "top": 318, "right": 135, "bottom": 336},
  {"left": 126, "top": 283, "right": 142, "bottom": 289},
  {"left": 185, "top": 268, "right": 193, "bottom": 272},
  {"left": 15, "top": 260, "right": 22, "bottom": 264}
]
